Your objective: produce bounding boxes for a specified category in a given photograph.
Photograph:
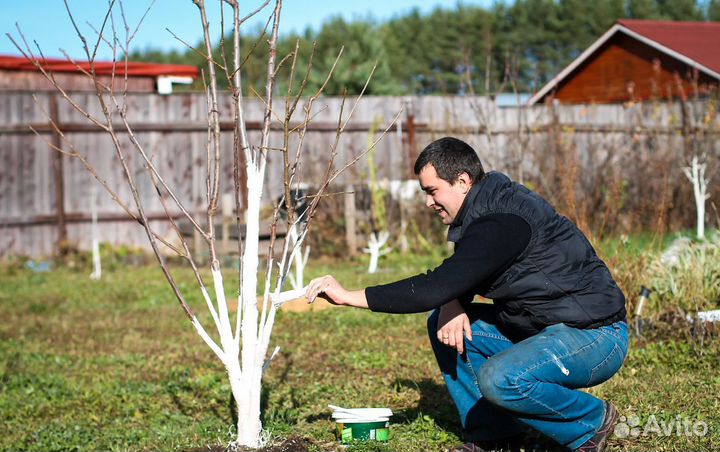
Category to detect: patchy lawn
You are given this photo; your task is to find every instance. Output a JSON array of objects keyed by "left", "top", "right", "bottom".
[{"left": 0, "top": 249, "right": 718, "bottom": 451}]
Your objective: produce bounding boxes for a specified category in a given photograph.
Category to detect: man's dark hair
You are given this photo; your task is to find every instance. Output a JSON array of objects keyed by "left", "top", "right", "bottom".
[{"left": 413, "top": 137, "right": 485, "bottom": 183}]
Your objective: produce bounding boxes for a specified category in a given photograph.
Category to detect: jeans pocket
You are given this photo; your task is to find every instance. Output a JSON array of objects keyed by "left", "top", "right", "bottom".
[{"left": 587, "top": 343, "right": 626, "bottom": 387}]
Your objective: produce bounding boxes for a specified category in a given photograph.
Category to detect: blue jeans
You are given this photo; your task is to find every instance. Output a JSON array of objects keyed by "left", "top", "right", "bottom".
[{"left": 428, "top": 305, "right": 628, "bottom": 450}]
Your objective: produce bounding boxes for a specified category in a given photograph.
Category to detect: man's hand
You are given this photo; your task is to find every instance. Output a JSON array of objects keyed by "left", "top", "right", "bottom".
[
  {"left": 306, "top": 275, "right": 345, "bottom": 304},
  {"left": 437, "top": 299, "right": 472, "bottom": 354},
  {"left": 305, "top": 275, "right": 370, "bottom": 309}
]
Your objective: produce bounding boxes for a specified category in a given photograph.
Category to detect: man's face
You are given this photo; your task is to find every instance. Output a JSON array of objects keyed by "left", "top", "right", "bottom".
[{"left": 418, "top": 164, "right": 472, "bottom": 225}]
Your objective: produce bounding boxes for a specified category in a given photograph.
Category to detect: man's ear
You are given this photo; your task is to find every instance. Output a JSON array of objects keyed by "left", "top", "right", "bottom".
[{"left": 455, "top": 172, "right": 473, "bottom": 193}]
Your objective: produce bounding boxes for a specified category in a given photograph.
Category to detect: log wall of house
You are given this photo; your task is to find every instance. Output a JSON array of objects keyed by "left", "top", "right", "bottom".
[{"left": 552, "top": 34, "right": 718, "bottom": 104}]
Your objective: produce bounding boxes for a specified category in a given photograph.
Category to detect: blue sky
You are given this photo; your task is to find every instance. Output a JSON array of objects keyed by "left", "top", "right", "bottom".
[{"left": 2, "top": 0, "right": 495, "bottom": 60}]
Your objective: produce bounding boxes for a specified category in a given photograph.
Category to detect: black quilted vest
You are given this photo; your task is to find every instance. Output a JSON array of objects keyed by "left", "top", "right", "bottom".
[{"left": 449, "top": 172, "right": 627, "bottom": 340}]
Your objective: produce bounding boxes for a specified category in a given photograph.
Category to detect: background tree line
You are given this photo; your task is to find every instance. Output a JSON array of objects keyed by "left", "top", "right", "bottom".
[{"left": 129, "top": 0, "right": 720, "bottom": 95}]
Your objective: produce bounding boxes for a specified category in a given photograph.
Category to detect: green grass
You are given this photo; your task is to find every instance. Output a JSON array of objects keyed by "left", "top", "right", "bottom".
[{"left": 1, "top": 241, "right": 718, "bottom": 451}]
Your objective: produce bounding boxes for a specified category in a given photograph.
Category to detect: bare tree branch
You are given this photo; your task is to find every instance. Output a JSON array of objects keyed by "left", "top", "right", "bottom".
[
  {"left": 165, "top": 27, "right": 228, "bottom": 73},
  {"left": 7, "top": 29, "right": 111, "bottom": 132}
]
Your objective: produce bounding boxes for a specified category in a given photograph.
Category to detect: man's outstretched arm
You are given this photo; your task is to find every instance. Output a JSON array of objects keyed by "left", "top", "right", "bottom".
[
  {"left": 365, "top": 213, "right": 530, "bottom": 313},
  {"left": 305, "top": 213, "right": 530, "bottom": 315}
]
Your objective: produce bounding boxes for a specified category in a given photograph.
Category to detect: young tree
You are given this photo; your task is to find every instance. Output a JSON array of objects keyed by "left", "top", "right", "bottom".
[
  {"left": 363, "top": 230, "right": 391, "bottom": 274},
  {"left": 675, "top": 74, "right": 716, "bottom": 242},
  {"left": 9, "top": 0, "right": 397, "bottom": 447},
  {"left": 683, "top": 155, "right": 710, "bottom": 240}
]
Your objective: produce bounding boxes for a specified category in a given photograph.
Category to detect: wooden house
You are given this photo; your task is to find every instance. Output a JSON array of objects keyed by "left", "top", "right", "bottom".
[{"left": 530, "top": 19, "right": 720, "bottom": 104}]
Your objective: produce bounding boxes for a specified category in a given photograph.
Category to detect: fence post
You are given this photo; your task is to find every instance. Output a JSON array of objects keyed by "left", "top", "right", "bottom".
[
  {"left": 404, "top": 99, "right": 417, "bottom": 178},
  {"left": 344, "top": 184, "right": 357, "bottom": 256},
  {"left": 222, "top": 193, "right": 233, "bottom": 254},
  {"left": 49, "top": 95, "right": 67, "bottom": 252}
]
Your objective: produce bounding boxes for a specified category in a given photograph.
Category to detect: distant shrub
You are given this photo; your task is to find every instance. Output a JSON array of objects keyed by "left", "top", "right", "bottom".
[{"left": 646, "top": 233, "right": 720, "bottom": 315}]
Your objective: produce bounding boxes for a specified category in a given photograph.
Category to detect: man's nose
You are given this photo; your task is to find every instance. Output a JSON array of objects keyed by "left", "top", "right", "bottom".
[{"left": 425, "top": 194, "right": 434, "bottom": 208}]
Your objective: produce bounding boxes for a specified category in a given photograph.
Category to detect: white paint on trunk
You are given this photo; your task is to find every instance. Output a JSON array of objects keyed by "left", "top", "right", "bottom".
[
  {"left": 212, "top": 268, "right": 235, "bottom": 348},
  {"left": 236, "top": 165, "right": 263, "bottom": 448},
  {"left": 287, "top": 224, "right": 310, "bottom": 291},
  {"left": 262, "top": 345, "right": 280, "bottom": 373},
  {"left": 200, "top": 285, "right": 222, "bottom": 339},
  {"left": 191, "top": 317, "right": 226, "bottom": 363},
  {"left": 271, "top": 288, "right": 308, "bottom": 307}
]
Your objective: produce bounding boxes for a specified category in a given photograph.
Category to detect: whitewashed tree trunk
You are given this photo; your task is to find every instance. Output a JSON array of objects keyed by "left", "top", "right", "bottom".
[
  {"left": 682, "top": 155, "right": 709, "bottom": 240},
  {"left": 11, "top": 0, "right": 398, "bottom": 448},
  {"left": 363, "top": 231, "right": 391, "bottom": 274},
  {"left": 287, "top": 224, "right": 310, "bottom": 291}
]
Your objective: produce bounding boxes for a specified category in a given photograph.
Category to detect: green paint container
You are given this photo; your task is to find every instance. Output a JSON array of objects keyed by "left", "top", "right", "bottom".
[{"left": 335, "top": 418, "right": 390, "bottom": 444}]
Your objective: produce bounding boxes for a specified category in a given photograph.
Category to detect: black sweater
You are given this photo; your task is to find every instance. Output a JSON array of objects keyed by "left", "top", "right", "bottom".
[{"left": 365, "top": 213, "right": 531, "bottom": 313}]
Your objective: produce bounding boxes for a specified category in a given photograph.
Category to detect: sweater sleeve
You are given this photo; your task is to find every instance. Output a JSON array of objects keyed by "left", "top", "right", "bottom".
[{"left": 365, "top": 213, "right": 530, "bottom": 313}]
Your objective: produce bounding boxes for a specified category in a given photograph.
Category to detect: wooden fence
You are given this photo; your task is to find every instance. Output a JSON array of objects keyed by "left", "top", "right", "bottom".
[{"left": 1, "top": 92, "right": 717, "bottom": 257}]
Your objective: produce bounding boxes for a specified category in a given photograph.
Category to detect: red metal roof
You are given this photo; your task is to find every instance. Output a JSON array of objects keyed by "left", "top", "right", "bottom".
[
  {"left": 0, "top": 54, "right": 199, "bottom": 78},
  {"left": 617, "top": 19, "right": 720, "bottom": 74}
]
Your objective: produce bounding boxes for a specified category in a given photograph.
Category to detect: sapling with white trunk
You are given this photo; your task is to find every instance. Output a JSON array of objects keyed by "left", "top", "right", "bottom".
[
  {"left": 9, "top": 0, "right": 397, "bottom": 447},
  {"left": 363, "top": 230, "right": 391, "bottom": 274},
  {"left": 682, "top": 155, "right": 710, "bottom": 240}
]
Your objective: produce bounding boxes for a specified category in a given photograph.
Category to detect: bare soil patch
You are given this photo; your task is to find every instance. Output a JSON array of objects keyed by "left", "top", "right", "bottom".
[{"left": 190, "top": 436, "right": 313, "bottom": 452}]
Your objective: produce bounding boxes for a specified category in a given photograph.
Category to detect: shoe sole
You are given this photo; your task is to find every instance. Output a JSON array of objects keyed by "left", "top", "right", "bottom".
[{"left": 596, "top": 403, "right": 619, "bottom": 451}]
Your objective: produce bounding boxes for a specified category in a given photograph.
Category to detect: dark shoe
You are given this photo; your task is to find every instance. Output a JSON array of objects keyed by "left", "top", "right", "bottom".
[
  {"left": 448, "top": 438, "right": 523, "bottom": 452},
  {"left": 573, "top": 402, "right": 619, "bottom": 452}
]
